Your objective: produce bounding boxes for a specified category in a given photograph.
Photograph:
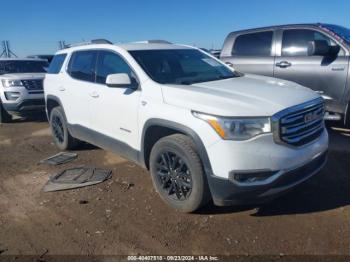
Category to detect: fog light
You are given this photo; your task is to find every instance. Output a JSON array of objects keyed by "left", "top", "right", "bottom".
[
  {"left": 4, "top": 92, "right": 20, "bottom": 101},
  {"left": 229, "top": 170, "right": 278, "bottom": 184}
]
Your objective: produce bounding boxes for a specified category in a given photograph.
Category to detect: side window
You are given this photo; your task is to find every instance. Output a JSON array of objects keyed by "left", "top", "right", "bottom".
[
  {"left": 96, "top": 51, "right": 133, "bottom": 84},
  {"left": 232, "top": 31, "right": 273, "bottom": 56},
  {"left": 68, "top": 51, "right": 97, "bottom": 82},
  {"left": 47, "top": 54, "right": 66, "bottom": 74},
  {"left": 281, "top": 29, "right": 343, "bottom": 56}
]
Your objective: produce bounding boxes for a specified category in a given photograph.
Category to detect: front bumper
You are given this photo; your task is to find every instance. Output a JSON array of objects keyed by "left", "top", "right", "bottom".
[
  {"left": 2, "top": 99, "right": 45, "bottom": 115},
  {"left": 205, "top": 129, "right": 328, "bottom": 206},
  {"left": 208, "top": 150, "right": 327, "bottom": 206},
  {"left": 0, "top": 82, "right": 45, "bottom": 115}
]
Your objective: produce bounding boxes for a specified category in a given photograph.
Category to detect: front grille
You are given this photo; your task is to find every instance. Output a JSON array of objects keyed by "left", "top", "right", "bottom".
[
  {"left": 273, "top": 98, "right": 325, "bottom": 147},
  {"left": 22, "top": 79, "right": 43, "bottom": 91}
]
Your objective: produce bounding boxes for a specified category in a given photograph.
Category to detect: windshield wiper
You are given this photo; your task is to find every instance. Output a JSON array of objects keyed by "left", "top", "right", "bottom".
[
  {"left": 219, "top": 74, "right": 238, "bottom": 79},
  {"left": 177, "top": 75, "right": 236, "bottom": 85},
  {"left": 179, "top": 80, "right": 193, "bottom": 85}
]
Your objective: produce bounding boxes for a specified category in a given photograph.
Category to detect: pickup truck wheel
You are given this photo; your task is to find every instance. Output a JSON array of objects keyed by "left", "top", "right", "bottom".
[
  {"left": 149, "top": 134, "right": 210, "bottom": 213},
  {"left": 50, "top": 107, "right": 79, "bottom": 150},
  {"left": 0, "top": 101, "right": 12, "bottom": 124}
]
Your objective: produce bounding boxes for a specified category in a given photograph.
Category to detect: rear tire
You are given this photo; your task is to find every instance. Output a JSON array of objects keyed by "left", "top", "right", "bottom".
[
  {"left": 49, "top": 107, "right": 79, "bottom": 150},
  {"left": 149, "top": 134, "right": 210, "bottom": 213},
  {"left": 0, "top": 101, "right": 12, "bottom": 124}
]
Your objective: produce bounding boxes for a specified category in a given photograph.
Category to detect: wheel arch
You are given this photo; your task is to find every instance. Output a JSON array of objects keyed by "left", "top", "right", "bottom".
[
  {"left": 141, "top": 119, "right": 213, "bottom": 176},
  {"left": 46, "top": 95, "right": 64, "bottom": 120}
]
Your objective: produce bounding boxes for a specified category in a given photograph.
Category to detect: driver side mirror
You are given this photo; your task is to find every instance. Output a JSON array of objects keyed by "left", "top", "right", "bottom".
[
  {"left": 307, "top": 40, "right": 340, "bottom": 56},
  {"left": 225, "top": 61, "right": 234, "bottom": 68},
  {"left": 106, "top": 73, "right": 132, "bottom": 88}
]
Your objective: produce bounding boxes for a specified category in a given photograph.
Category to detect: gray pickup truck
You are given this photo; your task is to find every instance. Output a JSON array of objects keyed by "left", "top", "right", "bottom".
[{"left": 220, "top": 23, "right": 350, "bottom": 126}]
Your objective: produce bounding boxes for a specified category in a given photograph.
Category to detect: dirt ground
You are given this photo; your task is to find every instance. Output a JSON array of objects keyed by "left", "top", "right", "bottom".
[{"left": 1, "top": 117, "right": 350, "bottom": 259}]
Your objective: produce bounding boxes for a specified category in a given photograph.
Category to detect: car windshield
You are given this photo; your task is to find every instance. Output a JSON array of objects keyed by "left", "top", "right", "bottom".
[
  {"left": 129, "top": 49, "right": 239, "bottom": 85},
  {"left": 322, "top": 24, "right": 350, "bottom": 44},
  {"left": 0, "top": 60, "right": 48, "bottom": 75}
]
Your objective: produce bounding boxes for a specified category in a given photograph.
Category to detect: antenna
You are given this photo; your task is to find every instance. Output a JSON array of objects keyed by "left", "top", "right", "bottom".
[{"left": 0, "top": 41, "right": 17, "bottom": 58}]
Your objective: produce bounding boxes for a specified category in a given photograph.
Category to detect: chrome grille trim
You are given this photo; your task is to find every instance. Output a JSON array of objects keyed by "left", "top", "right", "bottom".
[
  {"left": 281, "top": 118, "right": 323, "bottom": 135},
  {"left": 22, "top": 79, "right": 43, "bottom": 91},
  {"left": 281, "top": 103, "right": 324, "bottom": 124},
  {"left": 272, "top": 97, "right": 325, "bottom": 147},
  {"left": 283, "top": 124, "right": 324, "bottom": 144}
]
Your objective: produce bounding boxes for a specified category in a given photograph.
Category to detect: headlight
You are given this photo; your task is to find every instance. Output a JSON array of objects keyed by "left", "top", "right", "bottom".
[
  {"left": 2, "top": 79, "right": 23, "bottom": 87},
  {"left": 193, "top": 111, "right": 271, "bottom": 140}
]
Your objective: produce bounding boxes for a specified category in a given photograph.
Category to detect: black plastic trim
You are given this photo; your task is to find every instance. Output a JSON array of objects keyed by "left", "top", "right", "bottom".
[
  {"left": 141, "top": 118, "right": 214, "bottom": 174},
  {"left": 45, "top": 95, "right": 60, "bottom": 119},
  {"left": 68, "top": 124, "right": 141, "bottom": 165}
]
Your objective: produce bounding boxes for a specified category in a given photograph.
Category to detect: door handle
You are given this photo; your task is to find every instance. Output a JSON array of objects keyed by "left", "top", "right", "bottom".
[
  {"left": 89, "top": 91, "right": 99, "bottom": 98},
  {"left": 276, "top": 61, "right": 292, "bottom": 68},
  {"left": 58, "top": 86, "right": 66, "bottom": 91}
]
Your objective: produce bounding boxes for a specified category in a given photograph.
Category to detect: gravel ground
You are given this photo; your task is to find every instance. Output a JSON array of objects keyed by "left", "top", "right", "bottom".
[{"left": 0, "top": 118, "right": 350, "bottom": 260}]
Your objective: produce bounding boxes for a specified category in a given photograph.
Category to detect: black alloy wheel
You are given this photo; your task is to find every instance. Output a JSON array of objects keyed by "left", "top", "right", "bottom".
[
  {"left": 51, "top": 115, "right": 65, "bottom": 144},
  {"left": 155, "top": 151, "right": 193, "bottom": 201}
]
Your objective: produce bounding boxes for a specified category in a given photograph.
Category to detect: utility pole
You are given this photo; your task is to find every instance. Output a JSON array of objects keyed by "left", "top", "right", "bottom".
[{"left": 0, "top": 41, "right": 17, "bottom": 58}]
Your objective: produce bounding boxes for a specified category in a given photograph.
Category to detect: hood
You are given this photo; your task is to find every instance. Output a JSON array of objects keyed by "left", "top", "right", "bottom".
[
  {"left": 0, "top": 73, "right": 46, "bottom": 80},
  {"left": 161, "top": 74, "right": 320, "bottom": 117}
]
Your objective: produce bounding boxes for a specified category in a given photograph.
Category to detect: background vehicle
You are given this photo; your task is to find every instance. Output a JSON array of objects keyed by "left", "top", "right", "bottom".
[
  {"left": 27, "top": 55, "right": 54, "bottom": 63},
  {"left": 210, "top": 49, "right": 221, "bottom": 58},
  {"left": 45, "top": 41, "right": 328, "bottom": 212},
  {"left": 220, "top": 23, "right": 350, "bottom": 126},
  {"left": 0, "top": 58, "right": 48, "bottom": 123}
]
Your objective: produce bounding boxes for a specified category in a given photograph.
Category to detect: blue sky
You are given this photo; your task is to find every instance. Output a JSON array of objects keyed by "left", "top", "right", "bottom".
[{"left": 2, "top": 0, "right": 350, "bottom": 57}]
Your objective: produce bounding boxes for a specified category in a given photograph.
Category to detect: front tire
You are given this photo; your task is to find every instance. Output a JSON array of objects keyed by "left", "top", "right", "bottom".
[
  {"left": 49, "top": 107, "right": 79, "bottom": 150},
  {"left": 149, "top": 134, "right": 210, "bottom": 213},
  {"left": 0, "top": 101, "right": 12, "bottom": 124}
]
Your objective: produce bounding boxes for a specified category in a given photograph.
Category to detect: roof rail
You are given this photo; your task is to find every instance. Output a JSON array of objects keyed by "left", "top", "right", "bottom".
[
  {"left": 63, "top": 39, "right": 113, "bottom": 48},
  {"left": 91, "top": 39, "right": 113, "bottom": 44},
  {"left": 132, "top": 40, "right": 173, "bottom": 44}
]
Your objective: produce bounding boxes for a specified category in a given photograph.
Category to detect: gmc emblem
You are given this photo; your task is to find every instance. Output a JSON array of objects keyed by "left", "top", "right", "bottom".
[{"left": 304, "top": 112, "right": 318, "bottom": 123}]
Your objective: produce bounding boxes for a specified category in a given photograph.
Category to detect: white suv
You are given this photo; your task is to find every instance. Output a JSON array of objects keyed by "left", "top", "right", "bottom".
[
  {"left": 0, "top": 58, "right": 48, "bottom": 123},
  {"left": 44, "top": 41, "right": 328, "bottom": 212}
]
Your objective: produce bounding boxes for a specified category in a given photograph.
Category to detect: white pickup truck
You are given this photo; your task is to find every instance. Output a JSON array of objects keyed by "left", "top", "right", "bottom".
[{"left": 44, "top": 41, "right": 328, "bottom": 212}]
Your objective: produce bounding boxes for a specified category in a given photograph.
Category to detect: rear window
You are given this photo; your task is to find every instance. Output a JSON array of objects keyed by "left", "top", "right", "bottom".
[
  {"left": 47, "top": 54, "right": 67, "bottom": 74},
  {"left": 232, "top": 31, "right": 273, "bottom": 56},
  {"left": 67, "top": 51, "right": 97, "bottom": 82}
]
